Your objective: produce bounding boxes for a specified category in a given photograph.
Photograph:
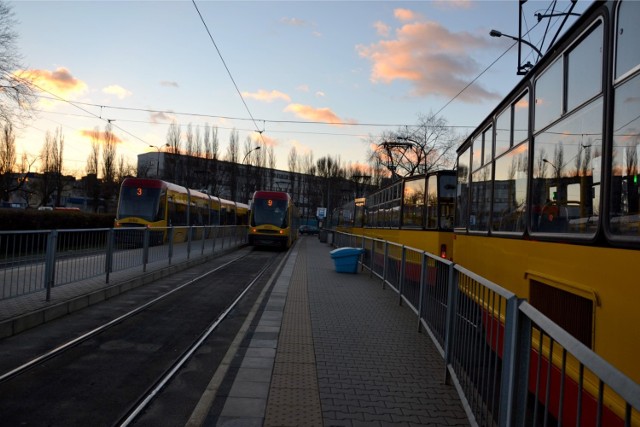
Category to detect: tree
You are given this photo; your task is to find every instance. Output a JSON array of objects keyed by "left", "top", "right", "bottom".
[
  {"left": 0, "top": 121, "right": 16, "bottom": 201},
  {"left": 369, "top": 112, "right": 458, "bottom": 178},
  {"left": 101, "top": 122, "right": 117, "bottom": 206},
  {"left": 0, "top": 2, "right": 36, "bottom": 126}
]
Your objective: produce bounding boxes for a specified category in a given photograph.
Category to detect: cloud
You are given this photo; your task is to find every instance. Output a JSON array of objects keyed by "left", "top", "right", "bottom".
[
  {"left": 374, "top": 21, "right": 390, "bottom": 37},
  {"left": 356, "top": 9, "right": 501, "bottom": 103},
  {"left": 315, "top": 91, "right": 325, "bottom": 97},
  {"left": 284, "top": 103, "right": 355, "bottom": 125},
  {"left": 19, "top": 67, "right": 87, "bottom": 101},
  {"left": 433, "top": 0, "right": 473, "bottom": 10},
  {"left": 160, "top": 80, "right": 179, "bottom": 88},
  {"left": 251, "top": 131, "right": 277, "bottom": 148},
  {"left": 297, "top": 84, "right": 310, "bottom": 92},
  {"left": 150, "top": 111, "right": 176, "bottom": 124},
  {"left": 394, "top": 8, "right": 420, "bottom": 22},
  {"left": 102, "top": 84, "right": 132, "bottom": 99},
  {"left": 242, "top": 89, "right": 291, "bottom": 103},
  {"left": 280, "top": 17, "right": 307, "bottom": 27},
  {"left": 79, "top": 128, "right": 123, "bottom": 144}
]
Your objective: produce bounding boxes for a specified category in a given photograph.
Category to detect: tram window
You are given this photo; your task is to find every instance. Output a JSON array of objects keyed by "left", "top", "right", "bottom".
[
  {"left": 513, "top": 91, "right": 529, "bottom": 145},
  {"left": 439, "top": 174, "right": 456, "bottom": 230},
  {"left": 495, "top": 109, "right": 510, "bottom": 157},
  {"left": 469, "top": 164, "right": 492, "bottom": 232},
  {"left": 402, "top": 178, "right": 425, "bottom": 228},
  {"left": 567, "top": 23, "right": 603, "bottom": 112},
  {"left": 483, "top": 125, "right": 493, "bottom": 164},
  {"left": 426, "top": 175, "right": 438, "bottom": 229},
  {"left": 610, "top": 71, "right": 640, "bottom": 238},
  {"left": 492, "top": 142, "right": 528, "bottom": 233},
  {"left": 535, "top": 58, "right": 563, "bottom": 132},
  {"left": 472, "top": 134, "right": 482, "bottom": 169},
  {"left": 615, "top": 0, "right": 640, "bottom": 80},
  {"left": 455, "top": 146, "right": 471, "bottom": 229},
  {"left": 531, "top": 98, "right": 602, "bottom": 235}
]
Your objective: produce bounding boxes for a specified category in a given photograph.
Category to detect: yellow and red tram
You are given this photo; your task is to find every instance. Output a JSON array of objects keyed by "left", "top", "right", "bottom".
[
  {"left": 337, "top": 1, "right": 640, "bottom": 424},
  {"left": 115, "top": 178, "right": 248, "bottom": 243},
  {"left": 248, "top": 190, "right": 299, "bottom": 249}
]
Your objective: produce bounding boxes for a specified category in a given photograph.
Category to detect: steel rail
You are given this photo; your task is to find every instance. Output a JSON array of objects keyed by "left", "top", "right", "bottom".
[
  {"left": 118, "top": 257, "right": 276, "bottom": 426},
  {"left": 0, "top": 252, "right": 251, "bottom": 384}
]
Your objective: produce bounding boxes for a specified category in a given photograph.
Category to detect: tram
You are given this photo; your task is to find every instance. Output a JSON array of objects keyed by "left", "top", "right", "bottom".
[
  {"left": 337, "top": 1, "right": 640, "bottom": 424},
  {"left": 453, "top": 0, "right": 640, "bottom": 423},
  {"left": 115, "top": 178, "right": 249, "bottom": 243},
  {"left": 248, "top": 190, "right": 299, "bottom": 249},
  {"left": 334, "top": 170, "right": 456, "bottom": 258}
]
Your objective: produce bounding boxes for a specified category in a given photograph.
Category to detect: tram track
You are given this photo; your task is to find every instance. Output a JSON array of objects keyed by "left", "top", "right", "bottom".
[{"left": 0, "top": 247, "right": 287, "bottom": 426}]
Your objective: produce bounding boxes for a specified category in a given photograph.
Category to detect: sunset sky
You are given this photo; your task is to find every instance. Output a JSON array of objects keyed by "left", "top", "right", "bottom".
[{"left": 8, "top": 0, "right": 591, "bottom": 176}]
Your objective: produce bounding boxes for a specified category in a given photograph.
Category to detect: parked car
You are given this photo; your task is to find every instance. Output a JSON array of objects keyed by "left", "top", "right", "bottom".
[{"left": 298, "top": 225, "right": 319, "bottom": 235}]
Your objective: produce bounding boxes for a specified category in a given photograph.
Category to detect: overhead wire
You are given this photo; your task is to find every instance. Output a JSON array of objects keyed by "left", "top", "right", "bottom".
[{"left": 191, "top": 0, "right": 268, "bottom": 146}]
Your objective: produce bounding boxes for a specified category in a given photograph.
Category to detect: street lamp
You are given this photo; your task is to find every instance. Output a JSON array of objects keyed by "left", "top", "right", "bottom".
[
  {"left": 150, "top": 144, "right": 169, "bottom": 177},
  {"left": 490, "top": 29, "right": 543, "bottom": 74},
  {"left": 242, "top": 146, "right": 261, "bottom": 164}
]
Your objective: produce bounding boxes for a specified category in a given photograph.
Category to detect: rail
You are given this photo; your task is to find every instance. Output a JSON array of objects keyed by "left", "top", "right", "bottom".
[
  {"left": 0, "top": 225, "right": 247, "bottom": 302},
  {"left": 333, "top": 231, "right": 640, "bottom": 427}
]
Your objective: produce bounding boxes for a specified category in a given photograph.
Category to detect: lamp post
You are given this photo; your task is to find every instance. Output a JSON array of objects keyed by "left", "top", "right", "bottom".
[
  {"left": 149, "top": 144, "right": 169, "bottom": 178},
  {"left": 490, "top": 29, "right": 543, "bottom": 74},
  {"left": 242, "top": 146, "right": 261, "bottom": 164}
]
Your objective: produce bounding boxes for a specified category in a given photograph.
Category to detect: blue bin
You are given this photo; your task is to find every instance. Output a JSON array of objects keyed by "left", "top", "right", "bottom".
[{"left": 330, "top": 247, "right": 364, "bottom": 274}]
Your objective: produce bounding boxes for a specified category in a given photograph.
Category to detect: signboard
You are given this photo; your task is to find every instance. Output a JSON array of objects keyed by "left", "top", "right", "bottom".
[{"left": 316, "top": 207, "right": 327, "bottom": 219}]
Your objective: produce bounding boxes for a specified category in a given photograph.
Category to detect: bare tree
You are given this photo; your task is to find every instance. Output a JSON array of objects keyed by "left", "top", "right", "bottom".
[
  {"left": 101, "top": 122, "right": 117, "bottom": 206},
  {"left": 369, "top": 112, "right": 458, "bottom": 178},
  {"left": 0, "top": 2, "right": 36, "bottom": 126},
  {"left": 50, "top": 127, "right": 64, "bottom": 206},
  {"left": 0, "top": 121, "right": 16, "bottom": 201},
  {"left": 226, "top": 130, "right": 240, "bottom": 200}
]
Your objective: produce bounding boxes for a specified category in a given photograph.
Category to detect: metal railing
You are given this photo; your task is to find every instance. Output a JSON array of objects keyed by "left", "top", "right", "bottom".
[
  {"left": 0, "top": 225, "right": 247, "bottom": 302},
  {"left": 333, "top": 231, "right": 640, "bottom": 427}
]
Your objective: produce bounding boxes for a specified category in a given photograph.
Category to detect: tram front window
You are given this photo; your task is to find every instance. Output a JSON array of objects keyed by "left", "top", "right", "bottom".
[
  {"left": 117, "top": 186, "right": 162, "bottom": 222},
  {"left": 252, "top": 199, "right": 288, "bottom": 227}
]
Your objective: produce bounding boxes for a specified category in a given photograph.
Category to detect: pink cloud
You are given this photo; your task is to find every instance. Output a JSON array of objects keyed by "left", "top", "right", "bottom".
[
  {"left": 19, "top": 67, "right": 87, "bottom": 99},
  {"left": 356, "top": 13, "right": 501, "bottom": 103},
  {"left": 242, "top": 89, "right": 291, "bottom": 103},
  {"left": 79, "top": 129, "right": 123, "bottom": 144},
  {"left": 284, "top": 103, "right": 356, "bottom": 125}
]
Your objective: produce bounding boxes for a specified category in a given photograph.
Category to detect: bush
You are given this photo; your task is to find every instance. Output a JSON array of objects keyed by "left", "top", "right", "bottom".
[{"left": 0, "top": 208, "right": 116, "bottom": 231}]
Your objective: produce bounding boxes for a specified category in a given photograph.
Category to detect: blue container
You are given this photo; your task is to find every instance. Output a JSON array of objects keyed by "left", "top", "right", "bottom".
[{"left": 330, "top": 247, "right": 364, "bottom": 274}]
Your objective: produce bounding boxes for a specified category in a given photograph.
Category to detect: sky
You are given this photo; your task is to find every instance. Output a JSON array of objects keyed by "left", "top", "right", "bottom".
[{"left": 7, "top": 0, "right": 592, "bottom": 177}]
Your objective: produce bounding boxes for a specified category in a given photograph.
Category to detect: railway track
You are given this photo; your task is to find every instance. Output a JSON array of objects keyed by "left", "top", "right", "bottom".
[{"left": 0, "top": 247, "right": 287, "bottom": 426}]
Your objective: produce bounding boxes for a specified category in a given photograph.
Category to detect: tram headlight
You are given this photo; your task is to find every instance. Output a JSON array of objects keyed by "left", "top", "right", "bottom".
[{"left": 440, "top": 244, "right": 447, "bottom": 258}]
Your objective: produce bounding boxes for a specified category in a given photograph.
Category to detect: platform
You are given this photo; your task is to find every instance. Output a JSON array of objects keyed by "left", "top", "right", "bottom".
[{"left": 205, "top": 236, "right": 469, "bottom": 426}]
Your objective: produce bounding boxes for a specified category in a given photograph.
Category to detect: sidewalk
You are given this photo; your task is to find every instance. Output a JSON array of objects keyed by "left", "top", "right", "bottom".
[{"left": 211, "top": 236, "right": 470, "bottom": 426}]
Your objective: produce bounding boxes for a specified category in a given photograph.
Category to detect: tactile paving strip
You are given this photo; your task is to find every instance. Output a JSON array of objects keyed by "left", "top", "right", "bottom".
[{"left": 264, "top": 239, "right": 323, "bottom": 427}]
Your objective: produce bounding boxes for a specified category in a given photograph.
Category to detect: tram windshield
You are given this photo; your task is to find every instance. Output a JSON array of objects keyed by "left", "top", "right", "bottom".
[
  {"left": 117, "top": 186, "right": 163, "bottom": 222},
  {"left": 251, "top": 198, "right": 288, "bottom": 227}
]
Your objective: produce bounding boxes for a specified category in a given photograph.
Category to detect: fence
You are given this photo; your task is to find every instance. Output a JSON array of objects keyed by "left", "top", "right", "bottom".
[
  {"left": 334, "top": 231, "right": 640, "bottom": 427},
  {"left": 0, "top": 225, "right": 247, "bottom": 302}
]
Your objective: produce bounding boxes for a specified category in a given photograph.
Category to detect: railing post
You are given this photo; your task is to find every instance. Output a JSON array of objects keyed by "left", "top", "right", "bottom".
[
  {"left": 443, "top": 264, "right": 458, "bottom": 385},
  {"left": 168, "top": 226, "right": 174, "bottom": 265},
  {"left": 44, "top": 229, "right": 58, "bottom": 302},
  {"left": 212, "top": 226, "right": 217, "bottom": 254},
  {"left": 105, "top": 229, "right": 114, "bottom": 284},
  {"left": 417, "top": 251, "right": 427, "bottom": 332},
  {"left": 201, "top": 227, "right": 206, "bottom": 256},
  {"left": 187, "top": 226, "right": 193, "bottom": 259},
  {"left": 498, "top": 296, "right": 520, "bottom": 427},
  {"left": 142, "top": 227, "right": 150, "bottom": 272},
  {"left": 382, "top": 241, "right": 388, "bottom": 290},
  {"left": 399, "top": 246, "right": 406, "bottom": 306},
  {"left": 369, "top": 238, "right": 375, "bottom": 277}
]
